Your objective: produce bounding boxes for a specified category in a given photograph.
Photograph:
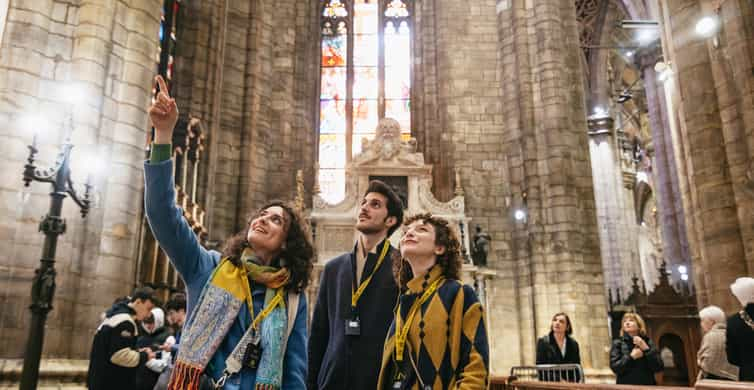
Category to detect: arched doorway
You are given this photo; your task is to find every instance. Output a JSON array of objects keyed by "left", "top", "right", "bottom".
[{"left": 658, "top": 333, "right": 689, "bottom": 385}]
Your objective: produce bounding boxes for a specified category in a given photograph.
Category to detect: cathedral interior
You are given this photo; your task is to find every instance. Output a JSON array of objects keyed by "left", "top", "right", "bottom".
[{"left": 0, "top": 0, "right": 753, "bottom": 387}]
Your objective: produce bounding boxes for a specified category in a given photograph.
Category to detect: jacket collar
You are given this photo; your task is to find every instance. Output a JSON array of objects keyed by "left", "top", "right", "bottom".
[
  {"left": 352, "top": 236, "right": 389, "bottom": 257},
  {"left": 406, "top": 264, "right": 443, "bottom": 294}
]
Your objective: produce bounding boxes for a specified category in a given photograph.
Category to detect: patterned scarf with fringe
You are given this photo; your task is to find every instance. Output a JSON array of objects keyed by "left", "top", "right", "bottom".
[{"left": 169, "top": 249, "right": 290, "bottom": 390}]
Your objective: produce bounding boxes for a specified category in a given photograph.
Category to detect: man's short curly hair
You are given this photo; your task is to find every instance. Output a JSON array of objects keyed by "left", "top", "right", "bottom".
[{"left": 393, "top": 213, "right": 462, "bottom": 289}]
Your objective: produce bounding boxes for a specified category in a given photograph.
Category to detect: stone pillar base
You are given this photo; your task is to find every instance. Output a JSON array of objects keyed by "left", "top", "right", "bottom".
[{"left": 0, "top": 359, "right": 87, "bottom": 389}]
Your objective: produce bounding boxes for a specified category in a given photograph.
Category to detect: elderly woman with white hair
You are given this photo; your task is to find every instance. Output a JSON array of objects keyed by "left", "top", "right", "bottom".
[
  {"left": 696, "top": 306, "right": 738, "bottom": 382},
  {"left": 727, "top": 277, "right": 754, "bottom": 382}
]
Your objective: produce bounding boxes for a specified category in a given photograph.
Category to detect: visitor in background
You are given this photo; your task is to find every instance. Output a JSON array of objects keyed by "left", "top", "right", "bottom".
[
  {"left": 610, "top": 312, "right": 663, "bottom": 385},
  {"left": 135, "top": 308, "right": 171, "bottom": 390},
  {"left": 536, "top": 312, "right": 581, "bottom": 382},
  {"left": 727, "top": 277, "right": 754, "bottom": 382},
  {"left": 86, "top": 287, "right": 157, "bottom": 390},
  {"left": 696, "top": 305, "right": 738, "bottom": 382}
]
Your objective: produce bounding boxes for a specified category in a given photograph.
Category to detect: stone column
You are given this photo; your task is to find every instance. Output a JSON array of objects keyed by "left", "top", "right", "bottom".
[
  {"left": 661, "top": 0, "right": 749, "bottom": 310},
  {"left": 495, "top": 0, "right": 610, "bottom": 373},
  {"left": 587, "top": 115, "right": 642, "bottom": 296},
  {"left": 0, "top": 0, "right": 161, "bottom": 359},
  {"left": 707, "top": 0, "right": 754, "bottom": 274},
  {"left": 636, "top": 48, "right": 691, "bottom": 286}
]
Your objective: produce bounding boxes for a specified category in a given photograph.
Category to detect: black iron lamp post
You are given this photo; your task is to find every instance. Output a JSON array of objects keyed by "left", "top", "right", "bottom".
[{"left": 19, "top": 117, "right": 93, "bottom": 390}]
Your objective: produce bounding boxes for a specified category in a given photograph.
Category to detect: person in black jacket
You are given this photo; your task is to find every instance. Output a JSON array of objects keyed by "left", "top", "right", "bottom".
[
  {"left": 536, "top": 312, "right": 581, "bottom": 382},
  {"left": 87, "top": 287, "right": 157, "bottom": 390},
  {"left": 610, "top": 312, "right": 663, "bottom": 385},
  {"left": 308, "top": 180, "right": 403, "bottom": 389},
  {"left": 726, "top": 277, "right": 754, "bottom": 381}
]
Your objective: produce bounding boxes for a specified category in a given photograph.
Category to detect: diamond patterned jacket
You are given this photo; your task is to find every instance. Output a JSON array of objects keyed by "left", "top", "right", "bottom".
[{"left": 377, "top": 266, "right": 489, "bottom": 389}]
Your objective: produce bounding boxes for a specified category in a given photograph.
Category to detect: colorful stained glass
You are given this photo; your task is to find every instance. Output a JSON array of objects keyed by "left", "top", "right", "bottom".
[
  {"left": 385, "top": 0, "right": 409, "bottom": 18},
  {"left": 323, "top": 0, "right": 348, "bottom": 18},
  {"left": 320, "top": 67, "right": 346, "bottom": 100},
  {"left": 352, "top": 133, "right": 375, "bottom": 156},
  {"left": 385, "top": 99, "right": 410, "bottom": 131},
  {"left": 320, "top": 100, "right": 346, "bottom": 134},
  {"left": 385, "top": 66, "right": 410, "bottom": 99},
  {"left": 354, "top": 0, "right": 377, "bottom": 34},
  {"left": 354, "top": 99, "right": 379, "bottom": 133},
  {"left": 353, "top": 67, "right": 378, "bottom": 99},
  {"left": 322, "top": 35, "right": 346, "bottom": 67},
  {"left": 319, "top": 134, "right": 347, "bottom": 168},
  {"left": 354, "top": 34, "right": 378, "bottom": 66},
  {"left": 322, "top": 20, "right": 347, "bottom": 36},
  {"left": 319, "top": 168, "right": 346, "bottom": 204},
  {"left": 319, "top": 0, "right": 412, "bottom": 203}
]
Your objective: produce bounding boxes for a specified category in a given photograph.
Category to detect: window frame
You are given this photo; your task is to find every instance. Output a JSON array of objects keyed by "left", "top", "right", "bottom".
[{"left": 317, "top": 0, "right": 414, "bottom": 202}]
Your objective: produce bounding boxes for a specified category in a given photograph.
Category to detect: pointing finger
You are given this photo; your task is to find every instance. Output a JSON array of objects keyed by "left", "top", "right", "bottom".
[{"left": 155, "top": 75, "right": 170, "bottom": 97}]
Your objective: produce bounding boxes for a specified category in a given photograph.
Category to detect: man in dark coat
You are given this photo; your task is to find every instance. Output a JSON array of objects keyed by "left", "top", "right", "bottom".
[
  {"left": 87, "top": 287, "right": 157, "bottom": 390},
  {"left": 727, "top": 277, "right": 754, "bottom": 381},
  {"left": 308, "top": 180, "right": 403, "bottom": 390}
]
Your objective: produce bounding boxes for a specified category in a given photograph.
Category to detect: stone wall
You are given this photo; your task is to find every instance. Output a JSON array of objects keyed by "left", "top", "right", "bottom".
[
  {"left": 173, "top": 0, "right": 318, "bottom": 240},
  {"left": 0, "top": 0, "right": 161, "bottom": 358}
]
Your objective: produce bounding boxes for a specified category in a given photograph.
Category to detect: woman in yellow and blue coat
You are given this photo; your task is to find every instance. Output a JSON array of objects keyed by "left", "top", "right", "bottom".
[{"left": 378, "top": 213, "right": 489, "bottom": 390}]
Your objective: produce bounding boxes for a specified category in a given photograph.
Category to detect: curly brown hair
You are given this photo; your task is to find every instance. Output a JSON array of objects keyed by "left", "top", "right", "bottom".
[
  {"left": 221, "top": 201, "right": 314, "bottom": 293},
  {"left": 393, "top": 213, "right": 462, "bottom": 289}
]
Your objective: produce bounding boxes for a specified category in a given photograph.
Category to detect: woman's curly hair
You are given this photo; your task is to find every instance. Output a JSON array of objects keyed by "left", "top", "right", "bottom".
[
  {"left": 393, "top": 213, "right": 462, "bottom": 289},
  {"left": 221, "top": 201, "right": 314, "bottom": 293}
]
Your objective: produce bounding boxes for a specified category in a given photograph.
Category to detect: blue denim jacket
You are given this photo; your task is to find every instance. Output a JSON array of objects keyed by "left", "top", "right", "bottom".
[{"left": 144, "top": 159, "right": 307, "bottom": 389}]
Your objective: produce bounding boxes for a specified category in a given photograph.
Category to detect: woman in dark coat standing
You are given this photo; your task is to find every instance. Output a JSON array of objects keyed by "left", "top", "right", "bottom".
[
  {"left": 536, "top": 312, "right": 582, "bottom": 382},
  {"left": 610, "top": 312, "right": 663, "bottom": 385}
]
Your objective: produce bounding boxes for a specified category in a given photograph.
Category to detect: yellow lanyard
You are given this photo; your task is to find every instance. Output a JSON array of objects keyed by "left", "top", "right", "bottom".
[
  {"left": 394, "top": 277, "right": 444, "bottom": 362},
  {"left": 251, "top": 288, "right": 285, "bottom": 331},
  {"left": 351, "top": 240, "right": 391, "bottom": 309}
]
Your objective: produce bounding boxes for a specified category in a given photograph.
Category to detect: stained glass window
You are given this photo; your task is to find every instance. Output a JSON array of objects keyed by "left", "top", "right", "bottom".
[{"left": 318, "top": 0, "right": 412, "bottom": 204}]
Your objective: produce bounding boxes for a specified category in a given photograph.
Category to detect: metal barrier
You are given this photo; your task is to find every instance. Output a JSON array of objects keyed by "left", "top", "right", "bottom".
[{"left": 509, "top": 364, "right": 585, "bottom": 383}]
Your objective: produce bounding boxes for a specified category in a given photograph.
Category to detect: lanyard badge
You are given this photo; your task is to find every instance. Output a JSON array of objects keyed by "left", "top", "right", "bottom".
[
  {"left": 243, "top": 288, "right": 284, "bottom": 368},
  {"left": 345, "top": 317, "right": 361, "bottom": 336},
  {"left": 243, "top": 329, "right": 262, "bottom": 369},
  {"left": 347, "top": 241, "right": 391, "bottom": 336}
]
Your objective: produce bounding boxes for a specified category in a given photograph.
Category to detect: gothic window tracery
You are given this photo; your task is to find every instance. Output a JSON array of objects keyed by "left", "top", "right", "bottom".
[
  {"left": 576, "top": 0, "right": 601, "bottom": 59},
  {"left": 318, "top": 0, "right": 413, "bottom": 204}
]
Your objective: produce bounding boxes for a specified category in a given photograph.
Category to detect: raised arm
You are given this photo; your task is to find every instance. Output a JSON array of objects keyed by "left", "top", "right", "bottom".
[{"left": 144, "top": 75, "right": 214, "bottom": 287}]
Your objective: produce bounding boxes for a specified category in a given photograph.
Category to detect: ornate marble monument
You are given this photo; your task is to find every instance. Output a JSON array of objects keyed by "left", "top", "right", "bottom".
[{"left": 306, "top": 118, "right": 495, "bottom": 312}]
